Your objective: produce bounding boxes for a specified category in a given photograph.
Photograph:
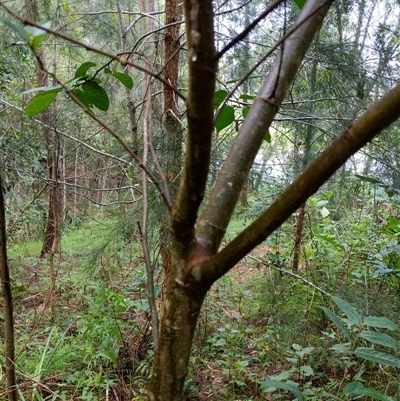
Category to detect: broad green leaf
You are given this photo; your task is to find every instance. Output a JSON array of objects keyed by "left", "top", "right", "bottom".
[
  {"left": 354, "top": 347, "right": 400, "bottom": 368},
  {"left": 269, "top": 370, "right": 293, "bottom": 381},
  {"left": 30, "top": 35, "right": 45, "bottom": 51},
  {"left": 364, "top": 316, "right": 398, "bottom": 331},
  {"left": 264, "top": 131, "right": 272, "bottom": 143},
  {"left": 242, "top": 105, "right": 250, "bottom": 118},
  {"left": 293, "top": 0, "right": 307, "bottom": 9},
  {"left": 72, "top": 88, "right": 92, "bottom": 109},
  {"left": 260, "top": 380, "right": 304, "bottom": 400},
  {"left": 234, "top": 360, "right": 249, "bottom": 369},
  {"left": 215, "top": 105, "right": 235, "bottom": 132},
  {"left": 112, "top": 72, "right": 133, "bottom": 89},
  {"left": 215, "top": 338, "right": 226, "bottom": 346},
  {"left": 25, "top": 87, "right": 62, "bottom": 117},
  {"left": 316, "top": 235, "right": 345, "bottom": 251},
  {"left": 315, "top": 199, "right": 329, "bottom": 207},
  {"left": 344, "top": 382, "right": 394, "bottom": 401},
  {"left": 82, "top": 81, "right": 109, "bottom": 111},
  {"left": 332, "top": 296, "right": 362, "bottom": 327},
  {"left": 355, "top": 388, "right": 394, "bottom": 401},
  {"left": 0, "top": 15, "right": 29, "bottom": 41},
  {"left": 320, "top": 306, "right": 352, "bottom": 341},
  {"left": 331, "top": 343, "right": 350, "bottom": 354},
  {"left": 25, "top": 22, "right": 51, "bottom": 50},
  {"left": 300, "top": 365, "right": 313, "bottom": 376},
  {"left": 74, "top": 62, "right": 97, "bottom": 79},
  {"left": 300, "top": 347, "right": 314, "bottom": 355},
  {"left": 215, "top": 89, "right": 228, "bottom": 108},
  {"left": 239, "top": 94, "right": 255, "bottom": 100},
  {"left": 360, "top": 330, "right": 400, "bottom": 349},
  {"left": 387, "top": 218, "right": 400, "bottom": 234},
  {"left": 343, "top": 381, "right": 363, "bottom": 394}
]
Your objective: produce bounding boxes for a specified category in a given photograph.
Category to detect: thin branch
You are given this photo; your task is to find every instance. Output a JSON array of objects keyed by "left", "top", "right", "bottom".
[
  {"left": 70, "top": 10, "right": 165, "bottom": 16},
  {"left": 140, "top": 76, "right": 160, "bottom": 349},
  {"left": 199, "top": 0, "right": 334, "bottom": 252},
  {"left": 215, "top": 0, "right": 286, "bottom": 61},
  {"left": 244, "top": 252, "right": 330, "bottom": 296},
  {"left": 199, "top": 81, "right": 400, "bottom": 286},
  {"left": 0, "top": 3, "right": 185, "bottom": 101},
  {"left": 213, "top": 0, "right": 332, "bottom": 124},
  {"left": 35, "top": 46, "right": 173, "bottom": 210},
  {"left": 0, "top": 97, "right": 138, "bottom": 167}
]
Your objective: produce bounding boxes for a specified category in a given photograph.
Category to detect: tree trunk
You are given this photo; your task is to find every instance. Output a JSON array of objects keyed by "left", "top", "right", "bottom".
[
  {"left": 0, "top": 174, "right": 17, "bottom": 401},
  {"left": 160, "top": 0, "right": 183, "bottom": 292},
  {"left": 148, "top": 274, "right": 206, "bottom": 400},
  {"left": 148, "top": 1, "right": 338, "bottom": 399},
  {"left": 292, "top": 45, "right": 318, "bottom": 271},
  {"left": 292, "top": 202, "right": 306, "bottom": 271}
]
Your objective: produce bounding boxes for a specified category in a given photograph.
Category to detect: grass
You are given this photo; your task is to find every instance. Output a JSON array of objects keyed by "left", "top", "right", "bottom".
[{"left": 2, "top": 215, "right": 400, "bottom": 400}]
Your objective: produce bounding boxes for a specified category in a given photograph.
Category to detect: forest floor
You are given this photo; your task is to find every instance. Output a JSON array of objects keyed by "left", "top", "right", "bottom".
[{"left": 2, "top": 218, "right": 400, "bottom": 400}]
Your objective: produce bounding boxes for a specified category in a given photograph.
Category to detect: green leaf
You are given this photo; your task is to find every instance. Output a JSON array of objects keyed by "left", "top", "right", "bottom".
[
  {"left": 344, "top": 382, "right": 394, "bottom": 401},
  {"left": 332, "top": 296, "right": 362, "bottom": 327},
  {"left": 31, "top": 35, "right": 45, "bottom": 51},
  {"left": 360, "top": 330, "right": 400, "bottom": 349},
  {"left": 364, "top": 316, "right": 399, "bottom": 331},
  {"left": 112, "top": 72, "right": 133, "bottom": 89},
  {"left": 343, "top": 381, "right": 363, "bottom": 394},
  {"left": 242, "top": 105, "right": 250, "bottom": 118},
  {"left": 355, "top": 174, "right": 382, "bottom": 185},
  {"left": 239, "top": 94, "right": 255, "bottom": 100},
  {"left": 25, "top": 22, "right": 51, "bottom": 50},
  {"left": 269, "top": 370, "right": 293, "bottom": 381},
  {"left": 264, "top": 131, "right": 272, "bottom": 143},
  {"left": 321, "top": 392, "right": 342, "bottom": 400},
  {"left": 72, "top": 88, "right": 92, "bottom": 109},
  {"left": 215, "top": 89, "right": 228, "bottom": 108},
  {"left": 293, "top": 0, "right": 307, "bottom": 9},
  {"left": 320, "top": 306, "right": 352, "bottom": 341},
  {"left": 82, "top": 81, "right": 109, "bottom": 111},
  {"left": 354, "top": 347, "right": 400, "bottom": 368},
  {"left": 0, "top": 15, "right": 29, "bottom": 41},
  {"left": 300, "top": 365, "right": 313, "bottom": 376},
  {"left": 260, "top": 380, "right": 304, "bottom": 400},
  {"left": 25, "top": 87, "right": 62, "bottom": 117},
  {"left": 74, "top": 62, "right": 97, "bottom": 79},
  {"left": 215, "top": 105, "right": 235, "bottom": 132},
  {"left": 316, "top": 235, "right": 345, "bottom": 251}
]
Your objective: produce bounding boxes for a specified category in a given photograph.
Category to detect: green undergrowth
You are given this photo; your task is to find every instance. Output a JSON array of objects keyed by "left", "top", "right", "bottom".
[{"left": 2, "top": 198, "right": 400, "bottom": 400}]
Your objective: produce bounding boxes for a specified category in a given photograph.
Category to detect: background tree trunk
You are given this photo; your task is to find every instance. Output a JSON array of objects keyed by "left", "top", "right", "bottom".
[{"left": 0, "top": 174, "right": 17, "bottom": 401}]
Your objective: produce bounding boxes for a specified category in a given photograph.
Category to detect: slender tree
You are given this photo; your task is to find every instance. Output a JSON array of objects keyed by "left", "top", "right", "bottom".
[
  {"left": 0, "top": 174, "right": 17, "bottom": 401},
  {"left": 147, "top": 0, "right": 400, "bottom": 398}
]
